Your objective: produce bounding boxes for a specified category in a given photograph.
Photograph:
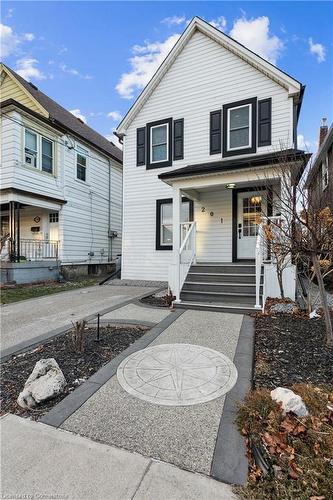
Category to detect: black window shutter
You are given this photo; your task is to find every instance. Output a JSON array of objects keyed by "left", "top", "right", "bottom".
[
  {"left": 258, "top": 99, "right": 272, "bottom": 147},
  {"left": 136, "top": 127, "right": 146, "bottom": 166},
  {"left": 210, "top": 110, "right": 221, "bottom": 155},
  {"left": 173, "top": 119, "right": 184, "bottom": 160}
]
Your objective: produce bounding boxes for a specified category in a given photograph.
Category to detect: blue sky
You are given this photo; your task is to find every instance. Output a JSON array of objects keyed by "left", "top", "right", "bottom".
[{"left": 1, "top": 1, "right": 332, "bottom": 151}]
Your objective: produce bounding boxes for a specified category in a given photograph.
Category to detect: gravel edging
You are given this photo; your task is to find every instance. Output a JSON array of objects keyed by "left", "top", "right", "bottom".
[{"left": 40, "top": 310, "right": 185, "bottom": 428}]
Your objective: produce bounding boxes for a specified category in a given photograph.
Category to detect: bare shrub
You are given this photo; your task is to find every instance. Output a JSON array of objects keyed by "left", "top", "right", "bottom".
[{"left": 71, "top": 320, "right": 87, "bottom": 353}]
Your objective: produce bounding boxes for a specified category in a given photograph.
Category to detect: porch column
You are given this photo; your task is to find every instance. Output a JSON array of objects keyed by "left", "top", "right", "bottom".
[{"left": 172, "top": 186, "right": 181, "bottom": 302}]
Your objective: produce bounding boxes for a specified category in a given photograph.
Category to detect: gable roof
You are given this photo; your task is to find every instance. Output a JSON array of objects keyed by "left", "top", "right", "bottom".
[
  {"left": 116, "top": 16, "right": 303, "bottom": 136},
  {"left": 1, "top": 64, "right": 122, "bottom": 163}
]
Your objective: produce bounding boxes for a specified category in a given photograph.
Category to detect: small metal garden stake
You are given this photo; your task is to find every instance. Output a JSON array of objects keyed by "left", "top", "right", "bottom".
[{"left": 95, "top": 313, "right": 101, "bottom": 342}]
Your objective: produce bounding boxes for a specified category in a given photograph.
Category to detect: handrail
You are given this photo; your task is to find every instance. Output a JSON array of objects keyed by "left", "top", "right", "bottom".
[
  {"left": 19, "top": 239, "right": 59, "bottom": 261},
  {"left": 255, "top": 224, "right": 264, "bottom": 309},
  {"left": 180, "top": 221, "right": 195, "bottom": 254}
]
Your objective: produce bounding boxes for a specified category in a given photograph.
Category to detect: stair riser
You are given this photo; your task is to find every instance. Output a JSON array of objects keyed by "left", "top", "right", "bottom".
[
  {"left": 186, "top": 273, "right": 258, "bottom": 284},
  {"left": 190, "top": 265, "right": 256, "bottom": 274},
  {"left": 175, "top": 303, "right": 256, "bottom": 314},
  {"left": 180, "top": 291, "right": 257, "bottom": 305},
  {"left": 183, "top": 283, "right": 262, "bottom": 294}
]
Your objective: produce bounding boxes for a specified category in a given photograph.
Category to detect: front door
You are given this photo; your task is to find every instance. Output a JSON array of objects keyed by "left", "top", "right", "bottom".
[{"left": 237, "top": 191, "right": 266, "bottom": 259}]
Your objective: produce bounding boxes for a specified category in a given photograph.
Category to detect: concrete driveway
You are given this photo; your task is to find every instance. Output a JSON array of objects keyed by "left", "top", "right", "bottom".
[{"left": 1, "top": 285, "right": 155, "bottom": 352}]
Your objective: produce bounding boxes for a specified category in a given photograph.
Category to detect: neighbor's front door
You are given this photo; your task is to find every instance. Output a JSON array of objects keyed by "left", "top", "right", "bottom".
[{"left": 237, "top": 191, "right": 266, "bottom": 259}]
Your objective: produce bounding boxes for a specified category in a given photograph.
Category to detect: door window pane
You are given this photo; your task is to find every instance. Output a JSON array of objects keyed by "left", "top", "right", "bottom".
[
  {"left": 242, "top": 196, "right": 262, "bottom": 237},
  {"left": 42, "top": 137, "right": 53, "bottom": 173}
]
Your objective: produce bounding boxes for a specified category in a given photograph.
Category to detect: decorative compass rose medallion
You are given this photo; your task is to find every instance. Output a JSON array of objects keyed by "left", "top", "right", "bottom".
[{"left": 117, "top": 344, "right": 238, "bottom": 406}]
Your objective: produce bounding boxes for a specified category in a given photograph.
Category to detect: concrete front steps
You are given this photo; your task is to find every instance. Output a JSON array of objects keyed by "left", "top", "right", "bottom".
[{"left": 177, "top": 262, "right": 262, "bottom": 314}]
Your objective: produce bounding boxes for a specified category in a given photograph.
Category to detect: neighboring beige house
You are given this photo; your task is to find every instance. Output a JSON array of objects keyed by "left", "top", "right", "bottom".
[
  {"left": 305, "top": 119, "right": 333, "bottom": 212},
  {"left": 0, "top": 63, "right": 122, "bottom": 283},
  {"left": 116, "top": 17, "right": 307, "bottom": 312}
]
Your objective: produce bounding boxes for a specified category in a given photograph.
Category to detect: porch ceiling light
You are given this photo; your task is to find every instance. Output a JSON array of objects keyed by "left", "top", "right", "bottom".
[{"left": 225, "top": 183, "right": 236, "bottom": 189}]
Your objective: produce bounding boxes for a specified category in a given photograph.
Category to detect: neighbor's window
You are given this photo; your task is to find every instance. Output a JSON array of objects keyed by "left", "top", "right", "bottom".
[
  {"left": 151, "top": 123, "right": 168, "bottom": 163},
  {"left": 227, "top": 104, "right": 251, "bottom": 151},
  {"left": 322, "top": 156, "right": 329, "bottom": 191},
  {"left": 24, "top": 128, "right": 54, "bottom": 174},
  {"left": 156, "top": 198, "right": 192, "bottom": 250},
  {"left": 76, "top": 146, "right": 88, "bottom": 182},
  {"left": 24, "top": 129, "right": 38, "bottom": 168}
]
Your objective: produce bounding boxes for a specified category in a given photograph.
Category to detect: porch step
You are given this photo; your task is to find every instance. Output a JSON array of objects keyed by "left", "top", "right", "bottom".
[
  {"left": 183, "top": 282, "right": 262, "bottom": 294},
  {"left": 180, "top": 290, "right": 257, "bottom": 305},
  {"left": 191, "top": 263, "right": 256, "bottom": 274},
  {"left": 187, "top": 272, "right": 259, "bottom": 284},
  {"left": 175, "top": 301, "right": 258, "bottom": 315}
]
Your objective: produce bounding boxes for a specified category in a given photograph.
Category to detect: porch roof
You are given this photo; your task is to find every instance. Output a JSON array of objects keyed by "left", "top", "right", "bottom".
[{"left": 158, "top": 149, "right": 309, "bottom": 182}]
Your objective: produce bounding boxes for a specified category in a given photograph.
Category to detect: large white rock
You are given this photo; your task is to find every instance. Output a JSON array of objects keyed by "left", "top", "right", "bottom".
[
  {"left": 271, "top": 387, "right": 309, "bottom": 417},
  {"left": 17, "top": 358, "right": 66, "bottom": 409}
]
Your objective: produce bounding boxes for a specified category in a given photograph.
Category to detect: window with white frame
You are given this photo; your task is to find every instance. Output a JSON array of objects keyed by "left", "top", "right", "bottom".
[
  {"left": 76, "top": 146, "right": 88, "bottom": 182},
  {"left": 156, "top": 198, "right": 192, "bottom": 250},
  {"left": 322, "top": 155, "right": 329, "bottom": 191},
  {"left": 150, "top": 123, "right": 168, "bottom": 163},
  {"left": 24, "top": 128, "right": 54, "bottom": 174},
  {"left": 227, "top": 104, "right": 251, "bottom": 151}
]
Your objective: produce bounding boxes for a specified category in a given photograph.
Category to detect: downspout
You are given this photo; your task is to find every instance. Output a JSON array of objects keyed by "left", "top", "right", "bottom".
[{"left": 108, "top": 158, "right": 112, "bottom": 262}]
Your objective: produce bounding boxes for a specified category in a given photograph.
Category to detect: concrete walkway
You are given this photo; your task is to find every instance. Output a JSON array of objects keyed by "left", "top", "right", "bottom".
[
  {"left": 61, "top": 310, "right": 245, "bottom": 477},
  {"left": 1, "top": 414, "right": 237, "bottom": 500},
  {"left": 1, "top": 285, "right": 156, "bottom": 352}
]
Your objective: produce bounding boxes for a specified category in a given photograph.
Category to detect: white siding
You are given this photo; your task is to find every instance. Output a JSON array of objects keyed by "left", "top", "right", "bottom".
[
  {"left": 122, "top": 30, "right": 292, "bottom": 281},
  {"left": 1, "top": 110, "right": 123, "bottom": 265}
]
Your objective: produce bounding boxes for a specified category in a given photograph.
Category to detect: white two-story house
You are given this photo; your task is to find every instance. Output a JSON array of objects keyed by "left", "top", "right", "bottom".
[
  {"left": 0, "top": 63, "right": 122, "bottom": 283},
  {"left": 116, "top": 17, "right": 307, "bottom": 312}
]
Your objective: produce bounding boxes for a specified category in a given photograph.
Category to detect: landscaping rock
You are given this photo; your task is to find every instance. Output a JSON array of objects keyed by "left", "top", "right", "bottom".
[
  {"left": 270, "top": 387, "right": 309, "bottom": 417},
  {"left": 270, "top": 302, "right": 299, "bottom": 314},
  {"left": 17, "top": 358, "right": 66, "bottom": 409}
]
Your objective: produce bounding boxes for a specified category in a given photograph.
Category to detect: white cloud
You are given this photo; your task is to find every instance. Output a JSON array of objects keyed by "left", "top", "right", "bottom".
[
  {"left": 6, "top": 8, "right": 14, "bottom": 18},
  {"left": 116, "top": 33, "right": 180, "bottom": 99},
  {"left": 229, "top": 16, "right": 284, "bottom": 65},
  {"left": 0, "top": 23, "right": 20, "bottom": 57},
  {"left": 59, "top": 63, "right": 93, "bottom": 80},
  {"left": 23, "top": 33, "right": 35, "bottom": 42},
  {"left": 70, "top": 109, "right": 87, "bottom": 124},
  {"left": 15, "top": 57, "right": 46, "bottom": 81},
  {"left": 161, "top": 15, "right": 186, "bottom": 27},
  {"left": 308, "top": 38, "right": 326, "bottom": 63},
  {"left": 0, "top": 23, "right": 35, "bottom": 58},
  {"left": 297, "top": 134, "right": 313, "bottom": 151},
  {"left": 107, "top": 111, "right": 123, "bottom": 121},
  {"left": 209, "top": 16, "right": 227, "bottom": 31}
]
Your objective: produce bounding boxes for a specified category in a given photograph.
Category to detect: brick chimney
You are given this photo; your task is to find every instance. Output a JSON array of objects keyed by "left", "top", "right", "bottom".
[{"left": 319, "top": 117, "right": 328, "bottom": 146}]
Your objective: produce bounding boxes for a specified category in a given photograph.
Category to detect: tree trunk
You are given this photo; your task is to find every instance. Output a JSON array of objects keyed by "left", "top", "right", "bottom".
[
  {"left": 312, "top": 254, "right": 333, "bottom": 347},
  {"left": 277, "top": 268, "right": 285, "bottom": 299}
]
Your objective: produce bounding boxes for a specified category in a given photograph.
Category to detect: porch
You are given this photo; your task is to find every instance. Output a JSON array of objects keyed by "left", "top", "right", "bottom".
[{"left": 159, "top": 155, "right": 301, "bottom": 312}]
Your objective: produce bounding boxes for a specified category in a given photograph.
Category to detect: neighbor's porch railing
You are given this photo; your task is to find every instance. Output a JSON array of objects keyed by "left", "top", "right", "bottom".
[
  {"left": 19, "top": 239, "right": 59, "bottom": 261},
  {"left": 255, "top": 216, "right": 286, "bottom": 309},
  {"left": 169, "top": 221, "right": 196, "bottom": 302}
]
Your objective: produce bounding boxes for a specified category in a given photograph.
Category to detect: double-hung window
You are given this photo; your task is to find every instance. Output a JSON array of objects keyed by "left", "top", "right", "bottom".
[
  {"left": 223, "top": 98, "right": 257, "bottom": 157},
  {"left": 151, "top": 124, "right": 168, "bottom": 163},
  {"left": 322, "top": 155, "right": 329, "bottom": 191},
  {"left": 24, "top": 128, "right": 54, "bottom": 174},
  {"left": 76, "top": 146, "right": 88, "bottom": 182},
  {"left": 156, "top": 198, "right": 193, "bottom": 250}
]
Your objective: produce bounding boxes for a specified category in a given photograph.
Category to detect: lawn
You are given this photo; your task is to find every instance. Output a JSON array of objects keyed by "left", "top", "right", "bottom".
[{"left": 0, "top": 279, "right": 101, "bottom": 304}]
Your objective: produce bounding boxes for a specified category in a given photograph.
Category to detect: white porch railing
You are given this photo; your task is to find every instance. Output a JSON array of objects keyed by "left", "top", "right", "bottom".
[
  {"left": 169, "top": 221, "right": 196, "bottom": 302},
  {"left": 255, "top": 216, "right": 287, "bottom": 309},
  {"left": 20, "top": 239, "right": 59, "bottom": 261}
]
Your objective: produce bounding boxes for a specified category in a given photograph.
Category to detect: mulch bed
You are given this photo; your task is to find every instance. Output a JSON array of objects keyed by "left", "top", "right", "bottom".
[
  {"left": 140, "top": 294, "right": 171, "bottom": 308},
  {"left": 1, "top": 324, "right": 149, "bottom": 420},
  {"left": 254, "top": 313, "right": 333, "bottom": 389}
]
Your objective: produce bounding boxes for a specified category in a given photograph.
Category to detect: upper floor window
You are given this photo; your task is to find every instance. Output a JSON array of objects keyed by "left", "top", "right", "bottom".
[
  {"left": 227, "top": 105, "right": 251, "bottom": 151},
  {"left": 146, "top": 118, "right": 172, "bottom": 169},
  {"left": 76, "top": 146, "right": 88, "bottom": 182},
  {"left": 222, "top": 98, "right": 257, "bottom": 157},
  {"left": 24, "top": 128, "right": 54, "bottom": 174},
  {"left": 151, "top": 124, "right": 168, "bottom": 163},
  {"left": 322, "top": 155, "right": 329, "bottom": 191}
]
